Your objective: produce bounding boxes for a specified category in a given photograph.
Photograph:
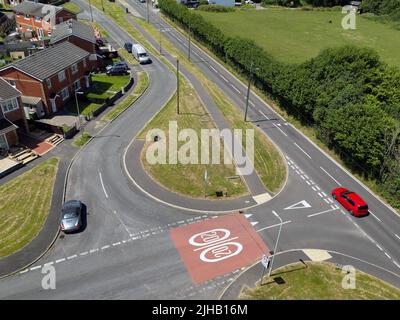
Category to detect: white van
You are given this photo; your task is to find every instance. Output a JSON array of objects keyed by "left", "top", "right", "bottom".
[{"left": 132, "top": 44, "right": 151, "bottom": 64}]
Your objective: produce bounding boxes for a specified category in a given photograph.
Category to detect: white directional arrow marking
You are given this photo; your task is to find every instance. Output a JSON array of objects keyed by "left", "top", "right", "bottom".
[
  {"left": 284, "top": 200, "right": 312, "bottom": 210},
  {"left": 251, "top": 221, "right": 259, "bottom": 226},
  {"left": 245, "top": 214, "right": 253, "bottom": 219}
]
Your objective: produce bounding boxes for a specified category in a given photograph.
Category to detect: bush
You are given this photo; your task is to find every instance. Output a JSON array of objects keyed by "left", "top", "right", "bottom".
[{"left": 197, "top": 4, "right": 235, "bottom": 12}]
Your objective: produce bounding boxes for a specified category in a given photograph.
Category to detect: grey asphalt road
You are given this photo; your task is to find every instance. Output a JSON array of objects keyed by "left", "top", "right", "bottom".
[{"left": 0, "top": 1, "right": 399, "bottom": 300}]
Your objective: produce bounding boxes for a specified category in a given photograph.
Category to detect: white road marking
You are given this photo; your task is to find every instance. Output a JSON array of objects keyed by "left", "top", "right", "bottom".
[
  {"left": 19, "top": 269, "right": 28, "bottom": 274},
  {"left": 315, "top": 185, "right": 320, "bottom": 191},
  {"left": 256, "top": 220, "right": 292, "bottom": 232},
  {"left": 112, "top": 242, "right": 121, "bottom": 246},
  {"left": 99, "top": 171, "right": 109, "bottom": 199},
  {"left": 273, "top": 123, "right": 288, "bottom": 136},
  {"left": 395, "top": 234, "right": 400, "bottom": 241},
  {"left": 67, "top": 255, "right": 77, "bottom": 260},
  {"left": 30, "top": 266, "right": 41, "bottom": 271},
  {"left": 294, "top": 143, "right": 312, "bottom": 159},
  {"left": 312, "top": 186, "right": 317, "bottom": 191},
  {"left": 307, "top": 208, "right": 337, "bottom": 218},
  {"left": 306, "top": 180, "right": 311, "bottom": 185},
  {"left": 321, "top": 192, "right": 327, "bottom": 197},
  {"left": 318, "top": 192, "right": 323, "bottom": 198},
  {"left": 324, "top": 199, "right": 330, "bottom": 204},
  {"left": 376, "top": 244, "right": 383, "bottom": 251},
  {"left": 80, "top": 251, "right": 88, "bottom": 256},
  {"left": 385, "top": 252, "right": 391, "bottom": 259},
  {"left": 330, "top": 204, "right": 337, "bottom": 210},
  {"left": 220, "top": 75, "right": 228, "bottom": 82},
  {"left": 249, "top": 100, "right": 255, "bottom": 107},
  {"left": 209, "top": 65, "right": 218, "bottom": 73},
  {"left": 89, "top": 249, "right": 99, "bottom": 253},
  {"left": 368, "top": 210, "right": 382, "bottom": 223},
  {"left": 394, "top": 261, "right": 400, "bottom": 269},
  {"left": 55, "top": 258, "right": 65, "bottom": 263},
  {"left": 101, "top": 245, "right": 110, "bottom": 250},
  {"left": 231, "top": 84, "right": 240, "bottom": 93},
  {"left": 300, "top": 175, "right": 305, "bottom": 180},
  {"left": 320, "top": 167, "right": 341, "bottom": 185},
  {"left": 258, "top": 110, "right": 269, "bottom": 120}
]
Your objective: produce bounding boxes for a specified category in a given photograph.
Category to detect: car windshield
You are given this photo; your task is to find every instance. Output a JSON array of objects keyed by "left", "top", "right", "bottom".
[
  {"left": 358, "top": 205, "right": 368, "bottom": 210},
  {"left": 139, "top": 53, "right": 148, "bottom": 57},
  {"left": 341, "top": 191, "right": 353, "bottom": 196},
  {"left": 63, "top": 210, "right": 77, "bottom": 219}
]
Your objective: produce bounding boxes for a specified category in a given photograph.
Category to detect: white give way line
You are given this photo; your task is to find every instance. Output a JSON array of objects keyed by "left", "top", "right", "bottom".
[{"left": 99, "top": 171, "right": 109, "bottom": 199}]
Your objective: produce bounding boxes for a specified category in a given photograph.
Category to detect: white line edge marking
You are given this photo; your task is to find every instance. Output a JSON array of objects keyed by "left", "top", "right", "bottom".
[
  {"left": 294, "top": 142, "right": 312, "bottom": 159},
  {"left": 99, "top": 171, "right": 109, "bottom": 199},
  {"left": 273, "top": 123, "right": 288, "bottom": 136},
  {"left": 307, "top": 208, "right": 337, "bottom": 218},
  {"left": 256, "top": 220, "right": 292, "bottom": 232},
  {"left": 368, "top": 210, "right": 382, "bottom": 222},
  {"left": 395, "top": 234, "right": 400, "bottom": 241},
  {"left": 320, "top": 167, "right": 341, "bottom": 185}
]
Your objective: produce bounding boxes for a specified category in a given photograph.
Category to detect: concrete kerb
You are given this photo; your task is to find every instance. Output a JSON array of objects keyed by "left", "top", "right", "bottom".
[
  {"left": 159, "top": 14, "right": 399, "bottom": 218},
  {"left": 121, "top": 16, "right": 289, "bottom": 214},
  {"left": 218, "top": 248, "right": 400, "bottom": 299}
]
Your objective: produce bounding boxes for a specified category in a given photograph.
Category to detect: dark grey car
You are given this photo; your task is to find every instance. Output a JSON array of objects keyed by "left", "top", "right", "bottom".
[{"left": 60, "top": 200, "right": 83, "bottom": 232}]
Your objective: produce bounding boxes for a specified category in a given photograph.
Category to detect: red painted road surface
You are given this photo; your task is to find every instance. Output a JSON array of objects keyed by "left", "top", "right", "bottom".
[{"left": 170, "top": 213, "right": 269, "bottom": 284}]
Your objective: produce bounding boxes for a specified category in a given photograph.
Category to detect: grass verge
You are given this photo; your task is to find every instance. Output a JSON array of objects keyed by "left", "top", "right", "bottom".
[
  {"left": 240, "top": 262, "right": 400, "bottom": 300},
  {"left": 103, "top": 71, "right": 149, "bottom": 121},
  {"left": 138, "top": 77, "right": 248, "bottom": 198},
  {"left": 62, "top": 2, "right": 81, "bottom": 14},
  {"left": 0, "top": 158, "right": 59, "bottom": 258},
  {"left": 73, "top": 132, "right": 92, "bottom": 148}
]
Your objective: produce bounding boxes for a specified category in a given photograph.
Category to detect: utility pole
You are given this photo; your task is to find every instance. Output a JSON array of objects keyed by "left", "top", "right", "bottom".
[
  {"left": 159, "top": 24, "right": 162, "bottom": 54},
  {"left": 267, "top": 210, "right": 283, "bottom": 278},
  {"left": 188, "top": 24, "right": 191, "bottom": 61},
  {"left": 101, "top": 0, "right": 104, "bottom": 11},
  {"left": 176, "top": 59, "right": 180, "bottom": 115},
  {"left": 88, "top": 0, "right": 94, "bottom": 22}
]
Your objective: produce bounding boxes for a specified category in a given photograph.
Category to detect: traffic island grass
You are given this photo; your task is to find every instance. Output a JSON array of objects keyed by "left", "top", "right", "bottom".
[
  {"left": 198, "top": 7, "right": 400, "bottom": 67},
  {"left": 0, "top": 158, "right": 59, "bottom": 258},
  {"left": 73, "top": 132, "right": 92, "bottom": 148},
  {"left": 138, "top": 77, "right": 249, "bottom": 199},
  {"left": 240, "top": 262, "right": 400, "bottom": 300},
  {"left": 103, "top": 71, "right": 149, "bottom": 121}
]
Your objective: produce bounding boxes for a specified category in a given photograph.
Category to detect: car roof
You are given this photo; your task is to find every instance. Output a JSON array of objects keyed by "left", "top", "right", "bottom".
[
  {"left": 62, "top": 200, "right": 80, "bottom": 209},
  {"left": 346, "top": 192, "right": 367, "bottom": 206}
]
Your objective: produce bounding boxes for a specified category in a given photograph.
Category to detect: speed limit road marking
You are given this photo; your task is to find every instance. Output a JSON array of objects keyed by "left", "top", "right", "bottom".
[{"left": 170, "top": 213, "right": 269, "bottom": 284}]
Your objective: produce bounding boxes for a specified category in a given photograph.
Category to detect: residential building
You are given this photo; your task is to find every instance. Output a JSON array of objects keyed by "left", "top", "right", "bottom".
[
  {"left": 4, "top": 40, "right": 45, "bottom": 60},
  {"left": 50, "top": 19, "right": 99, "bottom": 69},
  {"left": 0, "top": 41, "right": 92, "bottom": 117},
  {"left": 13, "top": 1, "right": 77, "bottom": 40},
  {"left": 0, "top": 77, "right": 29, "bottom": 150}
]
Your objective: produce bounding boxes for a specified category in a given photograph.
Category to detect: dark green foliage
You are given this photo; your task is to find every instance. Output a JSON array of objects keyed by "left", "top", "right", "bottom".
[
  {"left": 159, "top": 0, "right": 400, "bottom": 209},
  {"left": 197, "top": 4, "right": 235, "bottom": 12}
]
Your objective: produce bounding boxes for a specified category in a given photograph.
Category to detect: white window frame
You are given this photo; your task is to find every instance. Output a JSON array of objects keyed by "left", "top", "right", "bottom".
[
  {"left": 0, "top": 98, "right": 19, "bottom": 113},
  {"left": 24, "top": 14, "right": 30, "bottom": 20},
  {"left": 60, "top": 87, "right": 69, "bottom": 101},
  {"left": 58, "top": 70, "right": 66, "bottom": 82},
  {"left": 71, "top": 63, "right": 78, "bottom": 74}
]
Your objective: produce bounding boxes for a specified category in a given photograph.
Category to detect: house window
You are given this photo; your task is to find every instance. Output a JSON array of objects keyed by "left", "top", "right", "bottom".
[
  {"left": 58, "top": 70, "right": 66, "bottom": 82},
  {"left": 71, "top": 63, "right": 78, "bottom": 74},
  {"left": 60, "top": 87, "right": 69, "bottom": 101},
  {"left": 7, "top": 80, "right": 16, "bottom": 87},
  {"left": 25, "top": 14, "right": 30, "bottom": 20},
  {"left": 74, "top": 80, "right": 81, "bottom": 91},
  {"left": 35, "top": 16, "right": 41, "bottom": 22},
  {"left": 0, "top": 98, "right": 19, "bottom": 113},
  {"left": 46, "top": 78, "right": 52, "bottom": 89}
]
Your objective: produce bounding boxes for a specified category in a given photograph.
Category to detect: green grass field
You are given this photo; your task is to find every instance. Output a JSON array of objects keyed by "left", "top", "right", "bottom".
[
  {"left": 62, "top": 2, "right": 81, "bottom": 14},
  {"left": 240, "top": 262, "right": 400, "bottom": 300},
  {"left": 0, "top": 158, "right": 59, "bottom": 257},
  {"left": 198, "top": 8, "right": 400, "bottom": 67}
]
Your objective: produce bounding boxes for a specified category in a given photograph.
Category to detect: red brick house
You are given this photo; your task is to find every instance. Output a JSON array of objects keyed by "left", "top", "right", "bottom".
[
  {"left": 0, "top": 41, "right": 92, "bottom": 117},
  {"left": 50, "top": 19, "right": 100, "bottom": 69},
  {"left": 13, "top": 1, "right": 77, "bottom": 40},
  {"left": 0, "top": 77, "right": 29, "bottom": 150}
]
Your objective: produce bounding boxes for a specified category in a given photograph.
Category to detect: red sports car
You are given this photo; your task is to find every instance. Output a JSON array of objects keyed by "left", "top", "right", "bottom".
[{"left": 331, "top": 188, "right": 369, "bottom": 217}]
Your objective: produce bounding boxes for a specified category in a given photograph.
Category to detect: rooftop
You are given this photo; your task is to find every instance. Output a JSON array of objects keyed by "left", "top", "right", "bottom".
[
  {"left": 50, "top": 19, "right": 96, "bottom": 45},
  {"left": 12, "top": 1, "right": 65, "bottom": 18},
  {"left": 0, "top": 78, "right": 20, "bottom": 102},
  {"left": 0, "top": 42, "right": 90, "bottom": 81}
]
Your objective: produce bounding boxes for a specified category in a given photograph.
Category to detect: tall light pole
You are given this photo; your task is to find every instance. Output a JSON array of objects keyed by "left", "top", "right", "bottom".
[
  {"left": 244, "top": 62, "right": 259, "bottom": 122},
  {"left": 88, "top": 0, "right": 94, "bottom": 22},
  {"left": 176, "top": 58, "right": 180, "bottom": 115},
  {"left": 268, "top": 210, "right": 283, "bottom": 278},
  {"left": 75, "top": 91, "right": 84, "bottom": 132}
]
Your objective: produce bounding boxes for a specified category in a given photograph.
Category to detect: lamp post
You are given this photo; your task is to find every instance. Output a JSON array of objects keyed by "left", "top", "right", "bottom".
[
  {"left": 88, "top": 0, "right": 94, "bottom": 22},
  {"left": 75, "top": 91, "right": 84, "bottom": 132},
  {"left": 244, "top": 62, "right": 259, "bottom": 122},
  {"left": 268, "top": 210, "right": 283, "bottom": 278}
]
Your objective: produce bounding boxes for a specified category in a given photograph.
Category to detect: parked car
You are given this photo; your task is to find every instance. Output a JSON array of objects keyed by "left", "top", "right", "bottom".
[
  {"left": 124, "top": 42, "right": 133, "bottom": 53},
  {"left": 106, "top": 61, "right": 128, "bottom": 72},
  {"left": 106, "top": 64, "right": 129, "bottom": 75},
  {"left": 139, "top": 0, "right": 146, "bottom": 3},
  {"left": 131, "top": 43, "right": 151, "bottom": 64},
  {"left": 331, "top": 188, "right": 369, "bottom": 217},
  {"left": 245, "top": 0, "right": 254, "bottom": 4},
  {"left": 96, "top": 38, "right": 105, "bottom": 46},
  {"left": 60, "top": 200, "right": 83, "bottom": 232}
]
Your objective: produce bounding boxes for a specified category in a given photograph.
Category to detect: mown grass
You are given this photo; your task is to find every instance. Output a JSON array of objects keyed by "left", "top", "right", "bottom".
[
  {"left": 103, "top": 71, "right": 149, "bottom": 121},
  {"left": 62, "top": 2, "right": 81, "bottom": 14},
  {"left": 240, "top": 262, "right": 400, "bottom": 300},
  {"left": 73, "top": 132, "right": 92, "bottom": 148},
  {"left": 0, "top": 158, "right": 59, "bottom": 257},
  {"left": 198, "top": 7, "right": 400, "bottom": 67},
  {"left": 134, "top": 17, "right": 286, "bottom": 193},
  {"left": 138, "top": 77, "right": 249, "bottom": 198}
]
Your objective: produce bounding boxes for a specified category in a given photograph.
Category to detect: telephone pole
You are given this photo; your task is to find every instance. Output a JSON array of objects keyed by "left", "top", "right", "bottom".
[{"left": 244, "top": 62, "right": 259, "bottom": 122}]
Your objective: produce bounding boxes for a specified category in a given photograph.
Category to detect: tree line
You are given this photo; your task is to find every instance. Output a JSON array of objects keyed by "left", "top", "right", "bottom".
[{"left": 158, "top": 0, "right": 400, "bottom": 209}]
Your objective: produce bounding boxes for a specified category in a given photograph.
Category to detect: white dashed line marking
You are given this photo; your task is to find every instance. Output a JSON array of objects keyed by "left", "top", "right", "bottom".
[
  {"left": 89, "top": 249, "right": 99, "bottom": 253},
  {"left": 101, "top": 245, "right": 110, "bottom": 250},
  {"left": 369, "top": 210, "right": 382, "bottom": 223},
  {"left": 376, "top": 244, "right": 383, "bottom": 251},
  {"left": 394, "top": 261, "right": 400, "bottom": 269},
  {"left": 99, "top": 172, "right": 109, "bottom": 199},
  {"left": 55, "top": 258, "right": 65, "bottom": 264},
  {"left": 395, "top": 234, "right": 400, "bottom": 241},
  {"left": 67, "top": 255, "right": 77, "bottom": 260},
  {"left": 112, "top": 242, "right": 121, "bottom": 246},
  {"left": 220, "top": 75, "right": 228, "bottom": 82},
  {"left": 294, "top": 143, "right": 312, "bottom": 159},
  {"left": 306, "top": 180, "right": 311, "bottom": 185},
  {"left": 80, "top": 251, "right": 88, "bottom": 256},
  {"left": 324, "top": 199, "right": 330, "bottom": 204},
  {"left": 318, "top": 192, "right": 324, "bottom": 197},
  {"left": 307, "top": 208, "right": 337, "bottom": 218},
  {"left": 312, "top": 186, "right": 317, "bottom": 191},
  {"left": 231, "top": 85, "right": 240, "bottom": 93},
  {"left": 384, "top": 252, "right": 391, "bottom": 259},
  {"left": 30, "top": 266, "right": 41, "bottom": 271},
  {"left": 273, "top": 123, "right": 288, "bottom": 136},
  {"left": 320, "top": 167, "right": 340, "bottom": 185}
]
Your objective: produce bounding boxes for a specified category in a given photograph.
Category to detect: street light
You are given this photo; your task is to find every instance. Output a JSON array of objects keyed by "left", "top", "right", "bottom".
[
  {"left": 88, "top": 0, "right": 94, "bottom": 22},
  {"left": 244, "top": 62, "right": 259, "bottom": 122},
  {"left": 267, "top": 210, "right": 283, "bottom": 278},
  {"left": 75, "top": 91, "right": 84, "bottom": 131}
]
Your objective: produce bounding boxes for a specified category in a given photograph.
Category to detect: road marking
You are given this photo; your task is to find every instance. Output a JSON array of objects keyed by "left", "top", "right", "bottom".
[
  {"left": 300, "top": 175, "right": 305, "bottom": 180},
  {"left": 231, "top": 84, "right": 240, "bottom": 93},
  {"left": 101, "top": 245, "right": 110, "bottom": 250},
  {"left": 55, "top": 258, "right": 65, "bottom": 264},
  {"left": 249, "top": 100, "right": 255, "bottom": 107},
  {"left": 99, "top": 171, "right": 109, "bottom": 199},
  {"left": 315, "top": 185, "right": 320, "bottom": 191},
  {"left": 209, "top": 65, "right": 218, "bottom": 73},
  {"left": 80, "top": 251, "right": 88, "bottom": 256},
  {"left": 306, "top": 180, "right": 311, "bottom": 185},
  {"left": 220, "top": 75, "right": 228, "bottom": 82},
  {"left": 321, "top": 192, "right": 327, "bottom": 197},
  {"left": 30, "top": 265, "right": 41, "bottom": 271},
  {"left": 394, "top": 261, "right": 400, "bottom": 269},
  {"left": 376, "top": 244, "right": 383, "bottom": 251},
  {"left": 368, "top": 210, "right": 382, "bottom": 222},
  {"left": 273, "top": 123, "right": 288, "bottom": 136},
  {"left": 312, "top": 186, "right": 317, "bottom": 191},
  {"left": 19, "top": 269, "right": 28, "bottom": 274},
  {"left": 320, "top": 167, "right": 341, "bottom": 185},
  {"left": 385, "top": 252, "right": 391, "bottom": 259},
  {"left": 294, "top": 143, "right": 312, "bottom": 159},
  {"left": 258, "top": 110, "right": 269, "bottom": 120},
  {"left": 395, "top": 234, "right": 400, "bottom": 241},
  {"left": 256, "top": 220, "right": 292, "bottom": 232},
  {"left": 113, "top": 242, "right": 121, "bottom": 246},
  {"left": 324, "top": 198, "right": 330, "bottom": 204},
  {"left": 90, "top": 249, "right": 99, "bottom": 253},
  {"left": 67, "top": 255, "right": 77, "bottom": 260},
  {"left": 318, "top": 192, "right": 323, "bottom": 198},
  {"left": 330, "top": 204, "right": 337, "bottom": 210},
  {"left": 327, "top": 198, "right": 334, "bottom": 204},
  {"left": 307, "top": 208, "right": 337, "bottom": 218}
]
